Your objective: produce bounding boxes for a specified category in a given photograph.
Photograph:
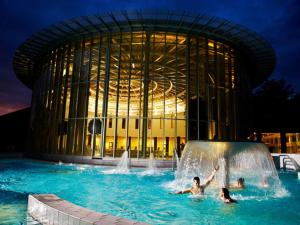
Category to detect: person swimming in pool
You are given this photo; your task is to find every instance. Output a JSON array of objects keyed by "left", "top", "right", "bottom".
[
  {"left": 220, "top": 187, "right": 237, "bottom": 203},
  {"left": 260, "top": 176, "right": 269, "bottom": 188},
  {"left": 176, "top": 165, "right": 220, "bottom": 195},
  {"left": 230, "top": 177, "right": 245, "bottom": 189}
]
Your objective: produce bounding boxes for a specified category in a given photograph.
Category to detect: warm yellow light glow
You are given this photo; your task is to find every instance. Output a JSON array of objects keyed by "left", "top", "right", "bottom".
[
  {"left": 85, "top": 95, "right": 186, "bottom": 117},
  {"left": 208, "top": 41, "right": 214, "bottom": 48}
]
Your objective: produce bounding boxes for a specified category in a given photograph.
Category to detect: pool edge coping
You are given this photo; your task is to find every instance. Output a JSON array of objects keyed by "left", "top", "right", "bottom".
[{"left": 27, "top": 194, "right": 149, "bottom": 225}]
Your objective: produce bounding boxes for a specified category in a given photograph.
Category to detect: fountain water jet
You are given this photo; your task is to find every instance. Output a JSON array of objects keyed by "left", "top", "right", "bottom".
[
  {"left": 176, "top": 141, "right": 285, "bottom": 195},
  {"left": 174, "top": 151, "right": 180, "bottom": 170},
  {"left": 171, "top": 149, "right": 181, "bottom": 171},
  {"left": 139, "top": 151, "right": 162, "bottom": 176},
  {"left": 103, "top": 150, "right": 130, "bottom": 174},
  {"left": 147, "top": 152, "right": 157, "bottom": 171},
  {"left": 117, "top": 150, "right": 129, "bottom": 170}
]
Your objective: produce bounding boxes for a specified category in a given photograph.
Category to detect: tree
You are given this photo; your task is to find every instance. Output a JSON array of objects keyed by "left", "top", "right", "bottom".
[
  {"left": 288, "top": 93, "right": 300, "bottom": 128},
  {"left": 252, "top": 79, "right": 294, "bottom": 130}
]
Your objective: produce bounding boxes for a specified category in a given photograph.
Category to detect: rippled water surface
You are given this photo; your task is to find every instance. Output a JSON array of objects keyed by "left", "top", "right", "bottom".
[{"left": 0, "top": 159, "right": 299, "bottom": 225}]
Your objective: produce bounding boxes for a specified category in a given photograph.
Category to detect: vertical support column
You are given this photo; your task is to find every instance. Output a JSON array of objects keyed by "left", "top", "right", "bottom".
[
  {"left": 238, "top": 54, "right": 252, "bottom": 139},
  {"left": 125, "top": 33, "right": 133, "bottom": 151},
  {"left": 162, "top": 33, "right": 167, "bottom": 158},
  {"left": 230, "top": 51, "right": 237, "bottom": 140},
  {"left": 66, "top": 43, "right": 80, "bottom": 155},
  {"left": 49, "top": 47, "right": 63, "bottom": 154},
  {"left": 227, "top": 50, "right": 233, "bottom": 140},
  {"left": 214, "top": 41, "right": 220, "bottom": 140},
  {"left": 137, "top": 32, "right": 144, "bottom": 159},
  {"left": 53, "top": 47, "right": 65, "bottom": 154},
  {"left": 150, "top": 33, "right": 155, "bottom": 156},
  {"left": 142, "top": 31, "right": 151, "bottom": 158},
  {"left": 221, "top": 44, "right": 226, "bottom": 139},
  {"left": 113, "top": 34, "right": 122, "bottom": 158},
  {"left": 100, "top": 35, "right": 111, "bottom": 157},
  {"left": 296, "top": 133, "right": 300, "bottom": 150},
  {"left": 46, "top": 50, "right": 57, "bottom": 115},
  {"left": 45, "top": 49, "right": 57, "bottom": 153},
  {"left": 185, "top": 36, "right": 190, "bottom": 141},
  {"left": 81, "top": 37, "right": 93, "bottom": 156},
  {"left": 73, "top": 40, "right": 86, "bottom": 155},
  {"left": 234, "top": 52, "right": 241, "bottom": 139},
  {"left": 196, "top": 38, "right": 200, "bottom": 140},
  {"left": 92, "top": 37, "right": 102, "bottom": 158},
  {"left": 40, "top": 54, "right": 52, "bottom": 152},
  {"left": 205, "top": 38, "right": 211, "bottom": 139},
  {"left": 280, "top": 129, "right": 287, "bottom": 153},
  {"left": 174, "top": 34, "right": 178, "bottom": 153},
  {"left": 59, "top": 44, "right": 71, "bottom": 154}
]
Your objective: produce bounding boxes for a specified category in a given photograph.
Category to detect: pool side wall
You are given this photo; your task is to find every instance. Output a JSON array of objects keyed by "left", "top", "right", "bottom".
[{"left": 25, "top": 152, "right": 175, "bottom": 168}]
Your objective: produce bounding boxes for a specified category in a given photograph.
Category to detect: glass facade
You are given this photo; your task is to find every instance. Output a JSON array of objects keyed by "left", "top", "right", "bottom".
[{"left": 29, "top": 31, "right": 240, "bottom": 159}]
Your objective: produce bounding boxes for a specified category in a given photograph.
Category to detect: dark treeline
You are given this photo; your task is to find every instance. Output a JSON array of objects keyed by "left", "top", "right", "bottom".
[
  {"left": 252, "top": 79, "right": 300, "bottom": 132},
  {"left": 0, "top": 107, "right": 30, "bottom": 153}
]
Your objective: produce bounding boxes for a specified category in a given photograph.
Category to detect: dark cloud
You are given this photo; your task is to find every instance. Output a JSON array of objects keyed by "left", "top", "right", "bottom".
[{"left": 1, "top": 0, "right": 300, "bottom": 115}]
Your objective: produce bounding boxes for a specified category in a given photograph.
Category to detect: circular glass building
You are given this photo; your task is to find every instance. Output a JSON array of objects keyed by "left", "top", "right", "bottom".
[{"left": 14, "top": 10, "right": 275, "bottom": 159}]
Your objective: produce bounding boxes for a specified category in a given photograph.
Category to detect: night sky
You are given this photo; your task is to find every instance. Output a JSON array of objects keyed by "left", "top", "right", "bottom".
[{"left": 1, "top": 0, "right": 300, "bottom": 115}]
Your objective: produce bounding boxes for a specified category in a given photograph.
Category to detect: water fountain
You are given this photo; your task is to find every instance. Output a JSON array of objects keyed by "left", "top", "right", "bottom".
[
  {"left": 117, "top": 150, "right": 130, "bottom": 171},
  {"left": 147, "top": 152, "right": 157, "bottom": 171},
  {"left": 103, "top": 150, "right": 130, "bottom": 174},
  {"left": 172, "top": 148, "right": 181, "bottom": 171},
  {"left": 139, "top": 151, "right": 161, "bottom": 176},
  {"left": 175, "top": 141, "right": 285, "bottom": 195},
  {"left": 175, "top": 150, "right": 180, "bottom": 170}
]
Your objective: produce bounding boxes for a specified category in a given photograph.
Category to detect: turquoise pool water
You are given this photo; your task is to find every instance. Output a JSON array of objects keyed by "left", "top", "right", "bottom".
[{"left": 0, "top": 159, "right": 299, "bottom": 225}]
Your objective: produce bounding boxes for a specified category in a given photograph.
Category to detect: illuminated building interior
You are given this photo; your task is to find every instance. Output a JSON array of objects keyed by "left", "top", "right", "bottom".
[
  {"left": 30, "top": 32, "right": 236, "bottom": 158},
  {"left": 13, "top": 11, "right": 276, "bottom": 159},
  {"left": 262, "top": 133, "right": 300, "bottom": 153}
]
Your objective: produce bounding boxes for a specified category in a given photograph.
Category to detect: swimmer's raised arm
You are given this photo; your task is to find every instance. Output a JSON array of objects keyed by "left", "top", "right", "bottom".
[
  {"left": 203, "top": 165, "right": 219, "bottom": 188},
  {"left": 175, "top": 189, "right": 191, "bottom": 194}
]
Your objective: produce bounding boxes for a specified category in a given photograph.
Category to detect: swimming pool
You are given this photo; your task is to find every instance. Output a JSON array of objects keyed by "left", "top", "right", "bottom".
[{"left": 0, "top": 159, "right": 299, "bottom": 225}]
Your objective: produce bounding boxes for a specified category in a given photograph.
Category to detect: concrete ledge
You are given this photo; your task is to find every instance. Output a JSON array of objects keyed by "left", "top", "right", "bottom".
[
  {"left": 26, "top": 152, "right": 175, "bottom": 168},
  {"left": 28, "top": 194, "right": 148, "bottom": 225}
]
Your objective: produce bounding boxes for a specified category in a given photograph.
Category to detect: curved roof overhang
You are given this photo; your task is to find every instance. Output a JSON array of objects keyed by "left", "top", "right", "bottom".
[{"left": 13, "top": 10, "right": 276, "bottom": 89}]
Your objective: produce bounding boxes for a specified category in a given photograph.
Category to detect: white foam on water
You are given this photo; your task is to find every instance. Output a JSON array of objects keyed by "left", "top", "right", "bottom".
[
  {"left": 103, "top": 151, "right": 130, "bottom": 174},
  {"left": 273, "top": 187, "right": 290, "bottom": 198},
  {"left": 75, "top": 166, "right": 86, "bottom": 171},
  {"left": 187, "top": 194, "right": 205, "bottom": 200},
  {"left": 138, "top": 169, "right": 163, "bottom": 176},
  {"left": 230, "top": 194, "right": 269, "bottom": 201},
  {"left": 162, "top": 178, "right": 192, "bottom": 193},
  {"left": 102, "top": 168, "right": 131, "bottom": 174}
]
